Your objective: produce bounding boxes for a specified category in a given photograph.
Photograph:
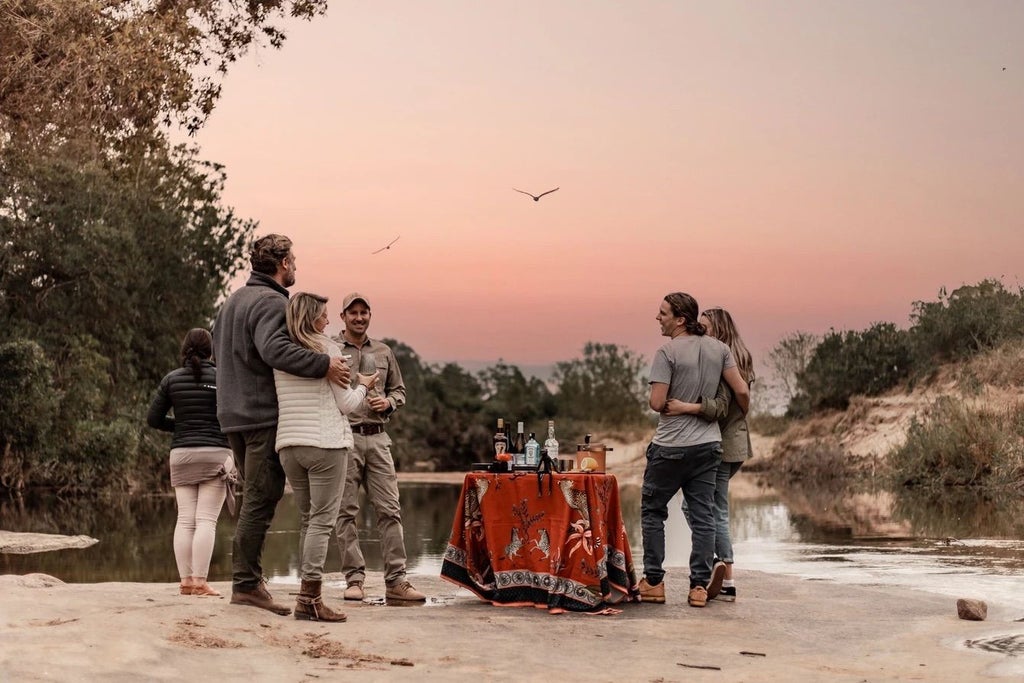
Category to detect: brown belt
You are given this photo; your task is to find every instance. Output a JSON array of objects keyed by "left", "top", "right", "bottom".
[{"left": 351, "top": 423, "right": 385, "bottom": 436}]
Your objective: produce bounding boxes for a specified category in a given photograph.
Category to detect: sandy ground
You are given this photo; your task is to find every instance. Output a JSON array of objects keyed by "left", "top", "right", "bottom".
[
  {"left": 2, "top": 568, "right": 1022, "bottom": 682},
  {"left": 4, "top": 437, "right": 1023, "bottom": 681}
]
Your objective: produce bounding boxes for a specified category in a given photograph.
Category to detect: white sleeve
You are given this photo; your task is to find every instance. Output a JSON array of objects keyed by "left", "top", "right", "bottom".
[
  {"left": 331, "top": 381, "right": 367, "bottom": 414},
  {"left": 325, "top": 338, "right": 366, "bottom": 414}
]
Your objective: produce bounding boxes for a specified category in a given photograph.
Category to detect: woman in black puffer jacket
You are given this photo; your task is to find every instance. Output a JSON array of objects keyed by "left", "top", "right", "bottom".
[{"left": 148, "top": 328, "right": 235, "bottom": 597}]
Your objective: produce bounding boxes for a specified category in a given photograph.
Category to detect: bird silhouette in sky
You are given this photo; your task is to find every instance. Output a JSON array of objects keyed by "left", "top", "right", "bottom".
[
  {"left": 513, "top": 187, "right": 559, "bottom": 202},
  {"left": 372, "top": 235, "right": 400, "bottom": 254}
]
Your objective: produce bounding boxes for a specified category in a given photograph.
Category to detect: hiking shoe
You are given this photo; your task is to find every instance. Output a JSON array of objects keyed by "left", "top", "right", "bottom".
[
  {"left": 706, "top": 561, "right": 727, "bottom": 600},
  {"left": 637, "top": 577, "right": 666, "bottom": 604},
  {"left": 230, "top": 583, "right": 291, "bottom": 616},
  {"left": 688, "top": 585, "right": 708, "bottom": 608},
  {"left": 716, "top": 586, "right": 737, "bottom": 602},
  {"left": 385, "top": 581, "right": 426, "bottom": 601},
  {"left": 343, "top": 581, "right": 365, "bottom": 601}
]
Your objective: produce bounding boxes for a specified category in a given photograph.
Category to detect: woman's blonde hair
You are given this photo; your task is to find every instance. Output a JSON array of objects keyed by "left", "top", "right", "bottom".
[
  {"left": 286, "top": 292, "right": 329, "bottom": 353},
  {"left": 701, "top": 307, "right": 755, "bottom": 384}
]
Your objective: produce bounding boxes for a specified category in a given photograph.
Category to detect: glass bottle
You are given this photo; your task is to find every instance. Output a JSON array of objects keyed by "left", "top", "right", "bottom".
[
  {"left": 494, "top": 418, "right": 508, "bottom": 458},
  {"left": 511, "top": 421, "right": 526, "bottom": 458},
  {"left": 544, "top": 420, "right": 560, "bottom": 469},
  {"left": 524, "top": 432, "right": 540, "bottom": 466}
]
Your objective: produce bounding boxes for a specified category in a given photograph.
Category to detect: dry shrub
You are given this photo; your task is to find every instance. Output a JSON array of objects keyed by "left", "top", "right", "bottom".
[
  {"left": 747, "top": 413, "right": 791, "bottom": 437},
  {"left": 958, "top": 340, "right": 1024, "bottom": 390},
  {"left": 769, "top": 437, "right": 861, "bottom": 487},
  {"left": 890, "top": 398, "right": 1024, "bottom": 491}
]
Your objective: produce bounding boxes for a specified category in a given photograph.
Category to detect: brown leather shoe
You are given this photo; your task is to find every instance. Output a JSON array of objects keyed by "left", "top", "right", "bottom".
[
  {"left": 230, "top": 583, "right": 291, "bottom": 615},
  {"left": 385, "top": 581, "right": 426, "bottom": 601},
  {"left": 294, "top": 579, "right": 347, "bottom": 622},
  {"left": 637, "top": 577, "right": 666, "bottom": 603},
  {"left": 343, "top": 581, "right": 365, "bottom": 601},
  {"left": 688, "top": 585, "right": 708, "bottom": 608}
]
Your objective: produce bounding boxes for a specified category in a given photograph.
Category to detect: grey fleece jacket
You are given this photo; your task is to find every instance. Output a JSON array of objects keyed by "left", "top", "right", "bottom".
[{"left": 212, "top": 272, "right": 330, "bottom": 433}]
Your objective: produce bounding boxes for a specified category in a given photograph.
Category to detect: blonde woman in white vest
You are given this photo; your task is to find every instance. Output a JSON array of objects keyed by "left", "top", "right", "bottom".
[{"left": 274, "top": 292, "right": 378, "bottom": 622}]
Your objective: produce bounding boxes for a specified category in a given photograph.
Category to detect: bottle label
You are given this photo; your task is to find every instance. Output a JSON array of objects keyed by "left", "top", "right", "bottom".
[{"left": 525, "top": 443, "right": 540, "bottom": 466}]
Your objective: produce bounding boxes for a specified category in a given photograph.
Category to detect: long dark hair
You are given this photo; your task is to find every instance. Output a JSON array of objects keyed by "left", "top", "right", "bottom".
[
  {"left": 180, "top": 328, "right": 213, "bottom": 382},
  {"left": 664, "top": 292, "right": 706, "bottom": 336}
]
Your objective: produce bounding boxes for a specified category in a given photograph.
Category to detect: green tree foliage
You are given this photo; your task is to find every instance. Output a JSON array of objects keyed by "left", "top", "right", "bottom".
[
  {"left": 909, "top": 280, "right": 1024, "bottom": 365},
  {"left": 478, "top": 361, "right": 555, "bottom": 425},
  {"left": 0, "top": 340, "right": 57, "bottom": 492},
  {"left": 1, "top": 0, "right": 328, "bottom": 138},
  {"left": 1, "top": 0, "right": 322, "bottom": 494},
  {"left": 553, "top": 342, "right": 648, "bottom": 425},
  {"left": 794, "top": 322, "right": 912, "bottom": 412},
  {"left": 380, "top": 341, "right": 648, "bottom": 472},
  {"left": 1, "top": 138, "right": 253, "bottom": 388}
]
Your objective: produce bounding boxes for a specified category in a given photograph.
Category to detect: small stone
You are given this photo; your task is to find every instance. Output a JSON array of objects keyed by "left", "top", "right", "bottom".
[{"left": 956, "top": 598, "right": 987, "bottom": 621}]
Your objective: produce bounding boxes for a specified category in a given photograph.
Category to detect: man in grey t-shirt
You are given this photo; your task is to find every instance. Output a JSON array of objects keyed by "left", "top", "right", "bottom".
[{"left": 638, "top": 292, "right": 750, "bottom": 608}]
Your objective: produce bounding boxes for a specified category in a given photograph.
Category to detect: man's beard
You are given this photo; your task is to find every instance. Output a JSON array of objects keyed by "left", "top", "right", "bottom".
[{"left": 283, "top": 270, "right": 296, "bottom": 288}]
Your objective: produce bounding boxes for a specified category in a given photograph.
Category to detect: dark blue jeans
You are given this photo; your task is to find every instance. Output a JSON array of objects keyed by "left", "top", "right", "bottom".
[
  {"left": 641, "top": 441, "right": 722, "bottom": 588},
  {"left": 227, "top": 428, "right": 287, "bottom": 591}
]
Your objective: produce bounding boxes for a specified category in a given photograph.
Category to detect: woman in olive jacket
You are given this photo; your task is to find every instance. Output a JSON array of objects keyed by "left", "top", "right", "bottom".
[{"left": 148, "top": 328, "right": 235, "bottom": 597}]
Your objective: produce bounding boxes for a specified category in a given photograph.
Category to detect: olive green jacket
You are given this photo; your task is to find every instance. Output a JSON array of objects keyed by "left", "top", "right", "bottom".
[{"left": 699, "top": 381, "right": 753, "bottom": 463}]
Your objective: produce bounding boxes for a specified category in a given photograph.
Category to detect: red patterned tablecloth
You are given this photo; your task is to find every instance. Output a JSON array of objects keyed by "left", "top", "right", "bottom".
[{"left": 440, "top": 471, "right": 638, "bottom": 612}]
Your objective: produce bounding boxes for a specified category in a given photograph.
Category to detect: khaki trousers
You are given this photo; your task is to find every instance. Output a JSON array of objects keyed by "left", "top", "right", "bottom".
[
  {"left": 335, "top": 431, "right": 408, "bottom": 586},
  {"left": 280, "top": 445, "right": 349, "bottom": 582}
]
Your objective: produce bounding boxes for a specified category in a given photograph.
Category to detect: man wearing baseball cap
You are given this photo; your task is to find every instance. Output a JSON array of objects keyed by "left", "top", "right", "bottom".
[{"left": 332, "top": 293, "right": 424, "bottom": 601}]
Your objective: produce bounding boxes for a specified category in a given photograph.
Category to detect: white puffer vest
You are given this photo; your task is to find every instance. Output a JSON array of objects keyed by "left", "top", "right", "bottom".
[{"left": 274, "top": 339, "right": 366, "bottom": 451}]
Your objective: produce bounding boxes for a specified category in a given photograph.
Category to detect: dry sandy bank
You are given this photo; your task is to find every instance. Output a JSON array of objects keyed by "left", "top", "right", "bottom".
[{"left": 1, "top": 568, "right": 1021, "bottom": 681}]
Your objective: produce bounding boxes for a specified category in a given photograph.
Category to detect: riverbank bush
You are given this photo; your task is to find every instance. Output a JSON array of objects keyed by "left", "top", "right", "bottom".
[
  {"left": 792, "top": 322, "right": 912, "bottom": 414},
  {"left": 889, "top": 397, "right": 1024, "bottom": 493},
  {"left": 747, "top": 413, "right": 791, "bottom": 437},
  {"left": 909, "top": 280, "right": 1024, "bottom": 365}
]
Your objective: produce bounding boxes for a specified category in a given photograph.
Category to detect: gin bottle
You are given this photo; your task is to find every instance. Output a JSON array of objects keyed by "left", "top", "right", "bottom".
[{"left": 524, "top": 432, "right": 540, "bottom": 466}]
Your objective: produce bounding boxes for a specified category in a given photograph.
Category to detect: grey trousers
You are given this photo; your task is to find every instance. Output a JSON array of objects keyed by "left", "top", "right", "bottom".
[
  {"left": 227, "top": 428, "right": 286, "bottom": 592},
  {"left": 335, "top": 431, "right": 409, "bottom": 586},
  {"left": 280, "top": 445, "right": 349, "bottom": 582}
]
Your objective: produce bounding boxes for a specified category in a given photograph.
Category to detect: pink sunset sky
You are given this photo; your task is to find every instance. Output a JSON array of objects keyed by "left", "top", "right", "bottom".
[{"left": 192, "top": 1, "right": 1023, "bottom": 369}]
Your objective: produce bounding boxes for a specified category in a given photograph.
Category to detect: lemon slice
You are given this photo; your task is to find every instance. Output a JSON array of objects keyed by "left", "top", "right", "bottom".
[{"left": 579, "top": 456, "right": 598, "bottom": 472}]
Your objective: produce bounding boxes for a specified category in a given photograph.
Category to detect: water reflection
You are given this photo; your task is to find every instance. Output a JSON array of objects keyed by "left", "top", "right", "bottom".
[
  {"left": 0, "top": 484, "right": 461, "bottom": 584},
  {"left": 3, "top": 474, "right": 1024, "bottom": 612}
]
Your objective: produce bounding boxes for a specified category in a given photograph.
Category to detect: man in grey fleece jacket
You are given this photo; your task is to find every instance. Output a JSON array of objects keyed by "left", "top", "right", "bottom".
[{"left": 214, "top": 234, "right": 350, "bottom": 616}]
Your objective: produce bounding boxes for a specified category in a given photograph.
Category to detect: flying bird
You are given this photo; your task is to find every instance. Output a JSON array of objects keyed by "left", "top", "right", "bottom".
[
  {"left": 513, "top": 187, "right": 559, "bottom": 202},
  {"left": 372, "top": 235, "right": 401, "bottom": 254}
]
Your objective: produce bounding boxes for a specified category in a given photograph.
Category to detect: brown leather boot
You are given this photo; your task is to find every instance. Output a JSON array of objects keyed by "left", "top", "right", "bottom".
[
  {"left": 230, "top": 582, "right": 292, "bottom": 616},
  {"left": 294, "top": 579, "right": 347, "bottom": 623}
]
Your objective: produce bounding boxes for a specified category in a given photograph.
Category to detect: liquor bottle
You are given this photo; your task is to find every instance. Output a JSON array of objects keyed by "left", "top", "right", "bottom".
[
  {"left": 524, "top": 432, "right": 540, "bottom": 466},
  {"left": 494, "top": 418, "right": 508, "bottom": 457},
  {"left": 544, "top": 420, "right": 559, "bottom": 467},
  {"left": 511, "top": 421, "right": 526, "bottom": 457}
]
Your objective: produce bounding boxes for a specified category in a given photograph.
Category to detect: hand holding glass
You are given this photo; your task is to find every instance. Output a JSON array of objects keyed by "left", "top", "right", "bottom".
[{"left": 357, "top": 370, "right": 379, "bottom": 390}]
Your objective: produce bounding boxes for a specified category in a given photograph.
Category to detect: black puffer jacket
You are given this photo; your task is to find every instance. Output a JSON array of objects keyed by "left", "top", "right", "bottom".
[{"left": 147, "top": 360, "right": 229, "bottom": 449}]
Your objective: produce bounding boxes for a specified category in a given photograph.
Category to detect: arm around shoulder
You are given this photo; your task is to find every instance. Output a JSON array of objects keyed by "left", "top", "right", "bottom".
[{"left": 251, "top": 295, "right": 330, "bottom": 378}]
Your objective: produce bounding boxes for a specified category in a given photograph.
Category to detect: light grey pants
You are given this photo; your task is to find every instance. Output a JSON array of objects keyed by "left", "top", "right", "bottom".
[
  {"left": 335, "top": 432, "right": 409, "bottom": 587},
  {"left": 280, "top": 445, "right": 349, "bottom": 581}
]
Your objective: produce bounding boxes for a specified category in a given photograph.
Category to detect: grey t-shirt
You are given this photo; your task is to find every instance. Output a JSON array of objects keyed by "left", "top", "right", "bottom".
[{"left": 649, "top": 335, "right": 736, "bottom": 447}]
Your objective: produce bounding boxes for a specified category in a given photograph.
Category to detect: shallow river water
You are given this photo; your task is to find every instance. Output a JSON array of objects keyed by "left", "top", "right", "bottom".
[{"left": 3, "top": 474, "right": 1024, "bottom": 615}]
